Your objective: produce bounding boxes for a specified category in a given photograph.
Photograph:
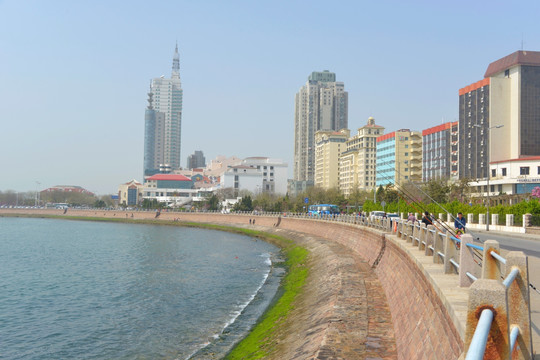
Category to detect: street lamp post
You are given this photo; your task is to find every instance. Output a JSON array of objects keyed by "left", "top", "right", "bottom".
[{"left": 473, "top": 124, "right": 503, "bottom": 231}]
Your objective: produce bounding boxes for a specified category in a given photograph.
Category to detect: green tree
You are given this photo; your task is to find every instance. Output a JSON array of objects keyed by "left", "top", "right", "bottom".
[
  {"left": 207, "top": 194, "right": 221, "bottom": 211},
  {"left": 233, "top": 195, "right": 254, "bottom": 212},
  {"left": 423, "top": 178, "right": 451, "bottom": 204},
  {"left": 93, "top": 199, "right": 106, "bottom": 208}
]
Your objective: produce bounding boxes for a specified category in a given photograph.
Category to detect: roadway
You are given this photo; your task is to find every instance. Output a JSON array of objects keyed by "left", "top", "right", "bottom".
[{"left": 468, "top": 228, "right": 540, "bottom": 357}]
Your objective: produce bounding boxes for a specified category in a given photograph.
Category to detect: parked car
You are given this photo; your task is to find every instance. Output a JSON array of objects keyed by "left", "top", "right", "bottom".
[{"left": 370, "top": 211, "right": 386, "bottom": 219}]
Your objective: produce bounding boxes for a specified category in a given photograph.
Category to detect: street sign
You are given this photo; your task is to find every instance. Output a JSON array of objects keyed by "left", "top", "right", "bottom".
[{"left": 304, "top": 197, "right": 309, "bottom": 204}]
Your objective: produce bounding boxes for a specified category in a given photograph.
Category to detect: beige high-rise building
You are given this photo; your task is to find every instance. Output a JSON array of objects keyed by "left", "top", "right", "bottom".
[
  {"left": 339, "top": 117, "right": 385, "bottom": 197},
  {"left": 294, "top": 70, "right": 348, "bottom": 184},
  {"left": 314, "top": 129, "right": 349, "bottom": 189}
]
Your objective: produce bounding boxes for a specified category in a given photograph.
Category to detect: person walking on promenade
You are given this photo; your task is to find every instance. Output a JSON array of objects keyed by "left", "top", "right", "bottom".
[
  {"left": 407, "top": 212, "right": 416, "bottom": 223},
  {"left": 421, "top": 211, "right": 431, "bottom": 226},
  {"left": 454, "top": 212, "right": 466, "bottom": 232}
]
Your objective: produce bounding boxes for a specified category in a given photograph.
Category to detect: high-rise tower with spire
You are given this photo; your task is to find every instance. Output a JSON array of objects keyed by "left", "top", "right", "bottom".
[{"left": 144, "top": 44, "right": 184, "bottom": 177}]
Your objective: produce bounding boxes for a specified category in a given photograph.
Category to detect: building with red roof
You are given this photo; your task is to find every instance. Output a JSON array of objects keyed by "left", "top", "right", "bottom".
[{"left": 422, "top": 122, "right": 458, "bottom": 181}]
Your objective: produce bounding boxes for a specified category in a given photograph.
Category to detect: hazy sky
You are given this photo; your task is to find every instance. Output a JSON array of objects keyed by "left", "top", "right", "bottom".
[{"left": 1, "top": 0, "right": 540, "bottom": 194}]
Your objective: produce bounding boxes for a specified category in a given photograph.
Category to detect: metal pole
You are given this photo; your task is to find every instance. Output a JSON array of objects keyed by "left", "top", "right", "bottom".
[
  {"left": 465, "top": 308, "right": 494, "bottom": 360},
  {"left": 487, "top": 174, "right": 490, "bottom": 231}
]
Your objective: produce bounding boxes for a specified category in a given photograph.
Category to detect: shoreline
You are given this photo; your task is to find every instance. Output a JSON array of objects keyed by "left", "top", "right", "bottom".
[
  {"left": 0, "top": 209, "right": 397, "bottom": 359},
  {"left": 0, "top": 211, "right": 309, "bottom": 359}
]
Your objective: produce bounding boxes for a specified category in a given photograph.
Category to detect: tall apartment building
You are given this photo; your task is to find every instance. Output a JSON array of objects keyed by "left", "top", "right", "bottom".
[
  {"left": 314, "top": 129, "right": 349, "bottom": 189},
  {"left": 187, "top": 150, "right": 206, "bottom": 169},
  {"left": 459, "top": 50, "right": 540, "bottom": 196},
  {"left": 293, "top": 70, "right": 348, "bottom": 184},
  {"left": 144, "top": 44, "right": 184, "bottom": 177},
  {"left": 338, "top": 117, "right": 385, "bottom": 196},
  {"left": 376, "top": 129, "right": 422, "bottom": 187},
  {"left": 422, "top": 122, "right": 458, "bottom": 182},
  {"left": 459, "top": 50, "right": 540, "bottom": 181}
]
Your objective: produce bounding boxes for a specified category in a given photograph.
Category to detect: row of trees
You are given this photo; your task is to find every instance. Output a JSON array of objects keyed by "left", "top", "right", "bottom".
[
  {"left": 189, "top": 178, "right": 540, "bottom": 220},
  {"left": 0, "top": 190, "right": 115, "bottom": 208}
]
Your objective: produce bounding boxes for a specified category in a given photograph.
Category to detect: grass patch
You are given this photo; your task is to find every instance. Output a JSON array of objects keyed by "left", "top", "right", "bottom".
[{"left": 225, "top": 237, "right": 308, "bottom": 359}]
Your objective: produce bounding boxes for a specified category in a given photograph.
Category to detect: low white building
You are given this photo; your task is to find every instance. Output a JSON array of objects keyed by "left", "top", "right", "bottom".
[
  {"left": 143, "top": 174, "right": 196, "bottom": 207},
  {"left": 471, "top": 156, "right": 540, "bottom": 196},
  {"left": 221, "top": 157, "right": 288, "bottom": 195}
]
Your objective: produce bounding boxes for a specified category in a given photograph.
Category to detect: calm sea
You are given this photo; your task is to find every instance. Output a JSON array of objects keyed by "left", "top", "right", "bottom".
[{"left": 0, "top": 217, "right": 283, "bottom": 360}]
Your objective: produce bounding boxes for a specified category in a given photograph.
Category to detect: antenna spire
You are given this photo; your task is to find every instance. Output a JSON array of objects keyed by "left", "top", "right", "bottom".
[{"left": 172, "top": 42, "right": 180, "bottom": 79}]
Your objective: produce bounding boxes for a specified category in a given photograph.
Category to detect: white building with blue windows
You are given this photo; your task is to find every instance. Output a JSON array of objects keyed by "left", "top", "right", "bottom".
[{"left": 472, "top": 157, "right": 540, "bottom": 196}]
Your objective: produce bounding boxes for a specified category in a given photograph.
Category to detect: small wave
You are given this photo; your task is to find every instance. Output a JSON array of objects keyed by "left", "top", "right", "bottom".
[
  {"left": 221, "top": 255, "right": 272, "bottom": 330},
  {"left": 186, "top": 253, "right": 273, "bottom": 359},
  {"left": 183, "top": 341, "right": 210, "bottom": 360}
]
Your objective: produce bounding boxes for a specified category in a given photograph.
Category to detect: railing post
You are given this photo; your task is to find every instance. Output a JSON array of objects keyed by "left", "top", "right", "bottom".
[
  {"left": 506, "top": 214, "right": 514, "bottom": 227},
  {"left": 523, "top": 213, "right": 531, "bottom": 228},
  {"left": 419, "top": 223, "right": 427, "bottom": 250},
  {"left": 468, "top": 213, "right": 474, "bottom": 225},
  {"left": 482, "top": 240, "right": 502, "bottom": 280},
  {"left": 432, "top": 231, "right": 443, "bottom": 264},
  {"left": 492, "top": 213, "right": 499, "bottom": 226},
  {"left": 403, "top": 220, "right": 410, "bottom": 240},
  {"left": 505, "top": 251, "right": 533, "bottom": 359},
  {"left": 459, "top": 234, "right": 479, "bottom": 287},
  {"left": 464, "top": 279, "right": 509, "bottom": 359},
  {"left": 479, "top": 213, "right": 486, "bottom": 225},
  {"left": 409, "top": 222, "right": 416, "bottom": 244},
  {"left": 443, "top": 231, "right": 458, "bottom": 274},
  {"left": 425, "top": 225, "right": 434, "bottom": 256}
]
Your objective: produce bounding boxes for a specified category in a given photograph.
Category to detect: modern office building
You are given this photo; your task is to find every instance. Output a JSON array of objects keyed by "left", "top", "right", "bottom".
[
  {"left": 376, "top": 129, "right": 422, "bottom": 187},
  {"left": 144, "top": 44, "right": 184, "bottom": 177},
  {"left": 293, "top": 70, "right": 348, "bottom": 184},
  {"left": 338, "top": 117, "right": 385, "bottom": 196},
  {"left": 459, "top": 50, "right": 540, "bottom": 186},
  {"left": 422, "top": 122, "right": 458, "bottom": 182},
  {"left": 187, "top": 150, "right": 206, "bottom": 169},
  {"left": 314, "top": 129, "right": 349, "bottom": 189}
]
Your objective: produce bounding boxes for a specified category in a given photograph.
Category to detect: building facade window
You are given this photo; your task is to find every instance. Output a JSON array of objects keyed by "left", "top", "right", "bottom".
[
  {"left": 520, "top": 167, "right": 530, "bottom": 175},
  {"left": 502, "top": 168, "right": 507, "bottom": 176}
]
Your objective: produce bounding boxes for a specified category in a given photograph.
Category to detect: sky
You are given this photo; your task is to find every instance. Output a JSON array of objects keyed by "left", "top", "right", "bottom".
[{"left": 1, "top": 0, "right": 540, "bottom": 195}]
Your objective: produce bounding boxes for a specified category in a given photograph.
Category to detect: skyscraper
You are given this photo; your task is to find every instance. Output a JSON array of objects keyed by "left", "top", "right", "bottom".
[
  {"left": 144, "top": 44, "right": 184, "bottom": 177},
  {"left": 293, "top": 70, "right": 348, "bottom": 183},
  {"left": 186, "top": 150, "right": 206, "bottom": 169}
]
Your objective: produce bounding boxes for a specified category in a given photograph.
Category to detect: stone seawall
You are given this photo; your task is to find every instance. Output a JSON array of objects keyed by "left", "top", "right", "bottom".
[{"left": 175, "top": 213, "right": 464, "bottom": 359}]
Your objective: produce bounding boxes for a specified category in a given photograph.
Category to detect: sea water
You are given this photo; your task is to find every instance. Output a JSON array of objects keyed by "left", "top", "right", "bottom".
[{"left": 0, "top": 217, "right": 282, "bottom": 359}]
